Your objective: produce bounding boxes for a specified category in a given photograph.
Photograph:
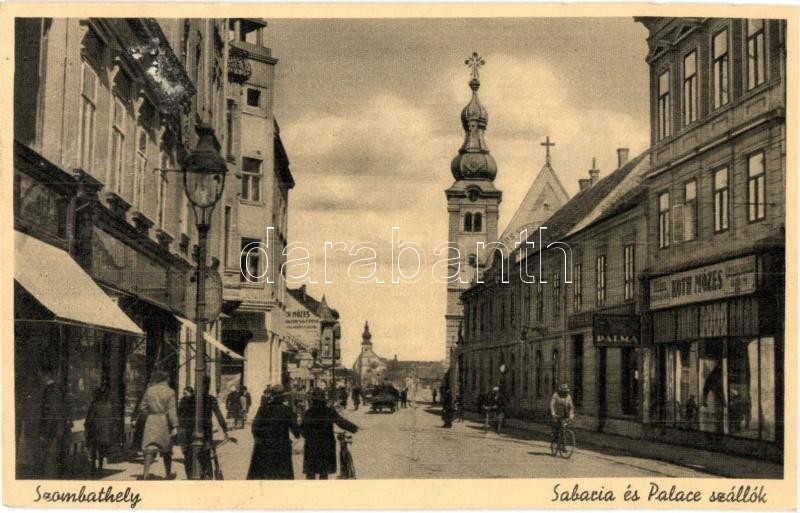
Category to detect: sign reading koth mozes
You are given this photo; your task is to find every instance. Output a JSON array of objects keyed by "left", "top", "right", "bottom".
[{"left": 649, "top": 255, "right": 757, "bottom": 310}]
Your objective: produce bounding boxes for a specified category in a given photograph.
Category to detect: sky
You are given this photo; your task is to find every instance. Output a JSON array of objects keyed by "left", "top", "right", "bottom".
[{"left": 263, "top": 18, "right": 651, "bottom": 365}]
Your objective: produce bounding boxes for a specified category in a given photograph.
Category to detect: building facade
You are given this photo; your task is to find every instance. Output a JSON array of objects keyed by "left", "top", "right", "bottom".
[
  {"left": 637, "top": 17, "right": 785, "bottom": 460},
  {"left": 13, "top": 17, "right": 296, "bottom": 477}
]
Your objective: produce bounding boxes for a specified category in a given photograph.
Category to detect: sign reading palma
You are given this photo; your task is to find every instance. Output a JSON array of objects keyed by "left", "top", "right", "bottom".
[{"left": 649, "top": 255, "right": 757, "bottom": 310}]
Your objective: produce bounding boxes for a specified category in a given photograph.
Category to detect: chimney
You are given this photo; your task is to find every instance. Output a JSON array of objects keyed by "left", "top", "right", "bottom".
[
  {"left": 617, "top": 148, "right": 630, "bottom": 168},
  {"left": 300, "top": 284, "right": 306, "bottom": 299},
  {"left": 578, "top": 178, "right": 592, "bottom": 191},
  {"left": 589, "top": 157, "right": 600, "bottom": 186}
]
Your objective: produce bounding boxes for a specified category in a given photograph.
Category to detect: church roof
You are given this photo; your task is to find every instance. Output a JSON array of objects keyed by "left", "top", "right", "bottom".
[
  {"left": 499, "top": 158, "right": 570, "bottom": 245},
  {"left": 286, "top": 285, "right": 340, "bottom": 320}
]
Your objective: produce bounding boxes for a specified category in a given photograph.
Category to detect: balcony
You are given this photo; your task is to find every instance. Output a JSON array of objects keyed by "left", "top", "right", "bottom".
[{"left": 227, "top": 46, "right": 252, "bottom": 83}]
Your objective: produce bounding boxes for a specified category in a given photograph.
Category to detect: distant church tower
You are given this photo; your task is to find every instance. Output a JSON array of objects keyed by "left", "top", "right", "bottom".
[{"left": 444, "top": 53, "right": 502, "bottom": 366}]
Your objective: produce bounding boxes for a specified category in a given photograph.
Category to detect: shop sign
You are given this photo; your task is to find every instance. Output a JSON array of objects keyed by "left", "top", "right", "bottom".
[
  {"left": 649, "top": 255, "right": 757, "bottom": 310},
  {"left": 593, "top": 315, "right": 641, "bottom": 347}
]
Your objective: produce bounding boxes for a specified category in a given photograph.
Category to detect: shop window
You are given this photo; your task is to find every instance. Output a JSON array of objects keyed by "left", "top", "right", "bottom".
[
  {"left": 747, "top": 19, "right": 766, "bottom": 90},
  {"left": 728, "top": 337, "right": 776, "bottom": 441},
  {"left": 683, "top": 50, "right": 698, "bottom": 126},
  {"left": 713, "top": 167, "right": 729, "bottom": 232},
  {"left": 699, "top": 339, "right": 725, "bottom": 434},
  {"left": 713, "top": 28, "right": 730, "bottom": 109},
  {"left": 666, "top": 342, "right": 699, "bottom": 430},
  {"left": 748, "top": 151, "right": 766, "bottom": 222}
]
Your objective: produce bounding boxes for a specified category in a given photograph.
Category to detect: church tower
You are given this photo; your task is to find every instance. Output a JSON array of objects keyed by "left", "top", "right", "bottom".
[{"left": 444, "top": 53, "right": 502, "bottom": 366}]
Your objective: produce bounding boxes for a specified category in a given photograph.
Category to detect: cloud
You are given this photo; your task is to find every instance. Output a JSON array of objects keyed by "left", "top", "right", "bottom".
[{"left": 278, "top": 51, "right": 650, "bottom": 364}]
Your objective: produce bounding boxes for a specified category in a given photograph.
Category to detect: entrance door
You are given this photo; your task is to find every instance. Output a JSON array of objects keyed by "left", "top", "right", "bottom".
[{"left": 598, "top": 347, "right": 607, "bottom": 428}]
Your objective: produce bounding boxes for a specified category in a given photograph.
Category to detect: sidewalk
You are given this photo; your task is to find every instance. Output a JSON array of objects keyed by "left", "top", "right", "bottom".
[{"left": 461, "top": 410, "right": 783, "bottom": 479}]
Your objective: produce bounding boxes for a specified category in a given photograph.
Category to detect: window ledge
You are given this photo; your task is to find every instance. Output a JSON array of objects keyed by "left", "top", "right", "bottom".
[{"left": 239, "top": 199, "right": 265, "bottom": 207}]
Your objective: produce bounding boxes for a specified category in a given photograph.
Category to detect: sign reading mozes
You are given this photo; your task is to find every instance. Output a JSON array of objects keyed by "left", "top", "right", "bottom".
[{"left": 649, "top": 255, "right": 757, "bottom": 310}]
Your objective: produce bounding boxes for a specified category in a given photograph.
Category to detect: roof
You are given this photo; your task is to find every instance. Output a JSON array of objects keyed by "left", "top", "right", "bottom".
[{"left": 286, "top": 286, "right": 340, "bottom": 320}]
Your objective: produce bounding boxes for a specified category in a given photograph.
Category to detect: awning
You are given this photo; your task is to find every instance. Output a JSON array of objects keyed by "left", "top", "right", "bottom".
[
  {"left": 178, "top": 317, "right": 245, "bottom": 361},
  {"left": 14, "top": 231, "right": 143, "bottom": 336}
]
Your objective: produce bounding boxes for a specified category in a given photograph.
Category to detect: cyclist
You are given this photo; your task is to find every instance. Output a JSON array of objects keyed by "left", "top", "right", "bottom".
[{"left": 550, "top": 383, "right": 575, "bottom": 442}]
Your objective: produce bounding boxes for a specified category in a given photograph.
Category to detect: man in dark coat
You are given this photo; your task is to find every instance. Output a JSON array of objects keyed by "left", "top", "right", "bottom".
[
  {"left": 85, "top": 387, "right": 114, "bottom": 476},
  {"left": 225, "top": 386, "right": 242, "bottom": 430},
  {"left": 301, "top": 388, "right": 358, "bottom": 479},
  {"left": 351, "top": 386, "right": 361, "bottom": 411},
  {"left": 38, "top": 365, "right": 68, "bottom": 479},
  {"left": 441, "top": 388, "right": 454, "bottom": 428},
  {"left": 247, "top": 386, "right": 300, "bottom": 479},
  {"left": 177, "top": 387, "right": 195, "bottom": 478}
]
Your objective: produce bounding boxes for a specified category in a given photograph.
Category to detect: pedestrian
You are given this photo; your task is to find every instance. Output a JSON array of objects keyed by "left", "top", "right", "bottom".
[
  {"left": 338, "top": 386, "right": 348, "bottom": 409},
  {"left": 247, "top": 386, "right": 300, "bottom": 480},
  {"left": 37, "top": 364, "right": 68, "bottom": 479},
  {"left": 441, "top": 388, "right": 454, "bottom": 428},
  {"left": 177, "top": 386, "right": 195, "bottom": 478},
  {"left": 85, "top": 387, "right": 113, "bottom": 476},
  {"left": 351, "top": 386, "right": 361, "bottom": 411},
  {"left": 491, "top": 386, "right": 507, "bottom": 434},
  {"left": 225, "top": 386, "right": 241, "bottom": 430},
  {"left": 139, "top": 369, "right": 178, "bottom": 480},
  {"left": 400, "top": 387, "right": 408, "bottom": 408},
  {"left": 301, "top": 388, "right": 359, "bottom": 480},
  {"left": 455, "top": 394, "right": 464, "bottom": 422},
  {"left": 196, "top": 377, "right": 230, "bottom": 478},
  {"left": 432, "top": 387, "right": 437, "bottom": 405},
  {"left": 240, "top": 386, "right": 252, "bottom": 427}
]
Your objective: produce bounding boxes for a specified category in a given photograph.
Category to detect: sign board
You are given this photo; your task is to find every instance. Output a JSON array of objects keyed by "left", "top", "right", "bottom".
[
  {"left": 285, "top": 294, "right": 321, "bottom": 347},
  {"left": 593, "top": 315, "right": 641, "bottom": 347},
  {"left": 649, "top": 255, "right": 757, "bottom": 310}
]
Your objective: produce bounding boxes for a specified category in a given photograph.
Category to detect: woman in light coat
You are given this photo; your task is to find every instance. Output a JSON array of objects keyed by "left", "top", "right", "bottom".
[{"left": 140, "top": 370, "right": 178, "bottom": 480}]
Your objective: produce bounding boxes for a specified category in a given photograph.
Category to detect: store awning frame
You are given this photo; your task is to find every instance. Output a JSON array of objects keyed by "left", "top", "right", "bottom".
[
  {"left": 177, "top": 317, "right": 245, "bottom": 361},
  {"left": 14, "top": 231, "right": 144, "bottom": 337}
]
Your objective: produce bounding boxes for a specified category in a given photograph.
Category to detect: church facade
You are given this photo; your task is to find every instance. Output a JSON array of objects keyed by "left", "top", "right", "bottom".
[{"left": 351, "top": 321, "right": 388, "bottom": 386}]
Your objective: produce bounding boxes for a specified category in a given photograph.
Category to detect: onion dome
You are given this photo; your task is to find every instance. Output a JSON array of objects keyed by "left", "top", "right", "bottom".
[{"left": 451, "top": 53, "right": 497, "bottom": 182}]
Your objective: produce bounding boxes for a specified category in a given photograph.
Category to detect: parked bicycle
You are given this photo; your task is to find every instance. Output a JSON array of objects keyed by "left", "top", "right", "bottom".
[
  {"left": 198, "top": 436, "right": 237, "bottom": 480},
  {"left": 550, "top": 420, "right": 575, "bottom": 459},
  {"left": 336, "top": 431, "right": 356, "bottom": 479}
]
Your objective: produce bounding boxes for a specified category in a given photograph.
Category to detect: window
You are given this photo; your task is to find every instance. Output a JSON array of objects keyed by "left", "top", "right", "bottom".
[
  {"left": 241, "top": 157, "right": 262, "bottom": 201},
  {"left": 573, "top": 263, "right": 582, "bottom": 312},
  {"left": 714, "top": 167, "right": 729, "bottom": 232},
  {"left": 226, "top": 99, "right": 235, "bottom": 158},
  {"left": 684, "top": 180, "right": 697, "bottom": 241},
  {"left": 156, "top": 153, "right": 168, "bottom": 229},
  {"left": 79, "top": 62, "right": 98, "bottom": 170},
  {"left": 536, "top": 281, "right": 543, "bottom": 322},
  {"left": 624, "top": 244, "right": 635, "bottom": 302},
  {"left": 535, "top": 350, "right": 543, "bottom": 398},
  {"left": 223, "top": 205, "right": 231, "bottom": 267},
  {"left": 523, "top": 284, "right": 532, "bottom": 324},
  {"left": 246, "top": 88, "right": 261, "bottom": 107},
  {"left": 553, "top": 272, "right": 561, "bottom": 319},
  {"left": 110, "top": 97, "right": 126, "bottom": 194},
  {"left": 748, "top": 151, "right": 766, "bottom": 221},
  {"left": 658, "top": 192, "right": 671, "bottom": 248},
  {"left": 133, "top": 128, "right": 148, "bottom": 209},
  {"left": 463, "top": 212, "right": 473, "bottom": 232},
  {"left": 240, "top": 238, "right": 261, "bottom": 282},
  {"left": 747, "top": 19, "right": 766, "bottom": 90},
  {"left": 657, "top": 70, "right": 671, "bottom": 140},
  {"left": 473, "top": 213, "right": 482, "bottom": 232},
  {"left": 683, "top": 50, "right": 698, "bottom": 126},
  {"left": 510, "top": 286, "right": 516, "bottom": 328},
  {"left": 572, "top": 336, "right": 583, "bottom": 407},
  {"left": 713, "top": 29, "right": 730, "bottom": 109},
  {"left": 595, "top": 254, "right": 606, "bottom": 307},
  {"left": 499, "top": 293, "right": 506, "bottom": 330}
]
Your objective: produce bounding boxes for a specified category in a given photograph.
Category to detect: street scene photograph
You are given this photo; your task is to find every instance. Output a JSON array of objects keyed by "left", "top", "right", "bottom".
[{"left": 10, "top": 13, "right": 788, "bottom": 488}]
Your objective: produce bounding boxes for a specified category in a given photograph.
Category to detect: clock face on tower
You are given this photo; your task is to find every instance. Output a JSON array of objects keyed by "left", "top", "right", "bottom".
[{"left": 468, "top": 189, "right": 480, "bottom": 202}]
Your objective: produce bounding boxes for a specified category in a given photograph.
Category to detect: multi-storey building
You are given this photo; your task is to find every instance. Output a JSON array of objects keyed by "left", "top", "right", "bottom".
[
  {"left": 12, "top": 17, "right": 295, "bottom": 477},
  {"left": 637, "top": 17, "right": 785, "bottom": 460},
  {"left": 216, "top": 19, "right": 295, "bottom": 400}
]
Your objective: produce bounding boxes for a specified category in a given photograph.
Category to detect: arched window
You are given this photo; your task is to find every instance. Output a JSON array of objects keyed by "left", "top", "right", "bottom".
[
  {"left": 552, "top": 349, "right": 560, "bottom": 393},
  {"left": 535, "top": 350, "right": 543, "bottom": 398},
  {"left": 473, "top": 213, "right": 483, "bottom": 232},
  {"left": 463, "top": 212, "right": 473, "bottom": 232}
]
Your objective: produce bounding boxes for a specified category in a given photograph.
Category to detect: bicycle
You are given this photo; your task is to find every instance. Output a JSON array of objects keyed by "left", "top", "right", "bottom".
[
  {"left": 550, "top": 419, "right": 575, "bottom": 459},
  {"left": 336, "top": 431, "right": 356, "bottom": 479},
  {"left": 198, "top": 436, "right": 237, "bottom": 480}
]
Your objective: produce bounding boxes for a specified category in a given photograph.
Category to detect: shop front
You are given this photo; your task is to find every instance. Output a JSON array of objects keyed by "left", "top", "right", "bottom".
[{"left": 648, "top": 254, "right": 782, "bottom": 460}]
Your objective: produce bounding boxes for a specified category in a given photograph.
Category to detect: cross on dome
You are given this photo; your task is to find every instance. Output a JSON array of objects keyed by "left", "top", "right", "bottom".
[
  {"left": 540, "top": 136, "right": 556, "bottom": 164},
  {"left": 465, "top": 52, "right": 485, "bottom": 81}
]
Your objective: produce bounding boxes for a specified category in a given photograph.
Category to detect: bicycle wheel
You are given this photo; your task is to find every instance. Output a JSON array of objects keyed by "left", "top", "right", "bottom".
[
  {"left": 559, "top": 429, "right": 575, "bottom": 459},
  {"left": 342, "top": 450, "right": 356, "bottom": 479}
]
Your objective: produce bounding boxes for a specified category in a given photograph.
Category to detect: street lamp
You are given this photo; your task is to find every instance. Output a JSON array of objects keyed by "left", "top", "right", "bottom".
[{"left": 182, "top": 123, "right": 227, "bottom": 480}]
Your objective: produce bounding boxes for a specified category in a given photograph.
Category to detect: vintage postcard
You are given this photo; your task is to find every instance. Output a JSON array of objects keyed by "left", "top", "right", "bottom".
[{"left": 0, "top": 2, "right": 796, "bottom": 510}]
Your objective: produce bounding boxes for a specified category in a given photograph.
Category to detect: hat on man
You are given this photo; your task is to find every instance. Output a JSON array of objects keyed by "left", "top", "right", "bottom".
[
  {"left": 559, "top": 383, "right": 570, "bottom": 393},
  {"left": 310, "top": 387, "right": 327, "bottom": 403},
  {"left": 270, "top": 385, "right": 286, "bottom": 398}
]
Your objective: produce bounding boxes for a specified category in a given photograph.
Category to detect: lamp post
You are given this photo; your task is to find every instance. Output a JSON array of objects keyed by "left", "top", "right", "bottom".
[{"left": 182, "top": 123, "right": 227, "bottom": 480}]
